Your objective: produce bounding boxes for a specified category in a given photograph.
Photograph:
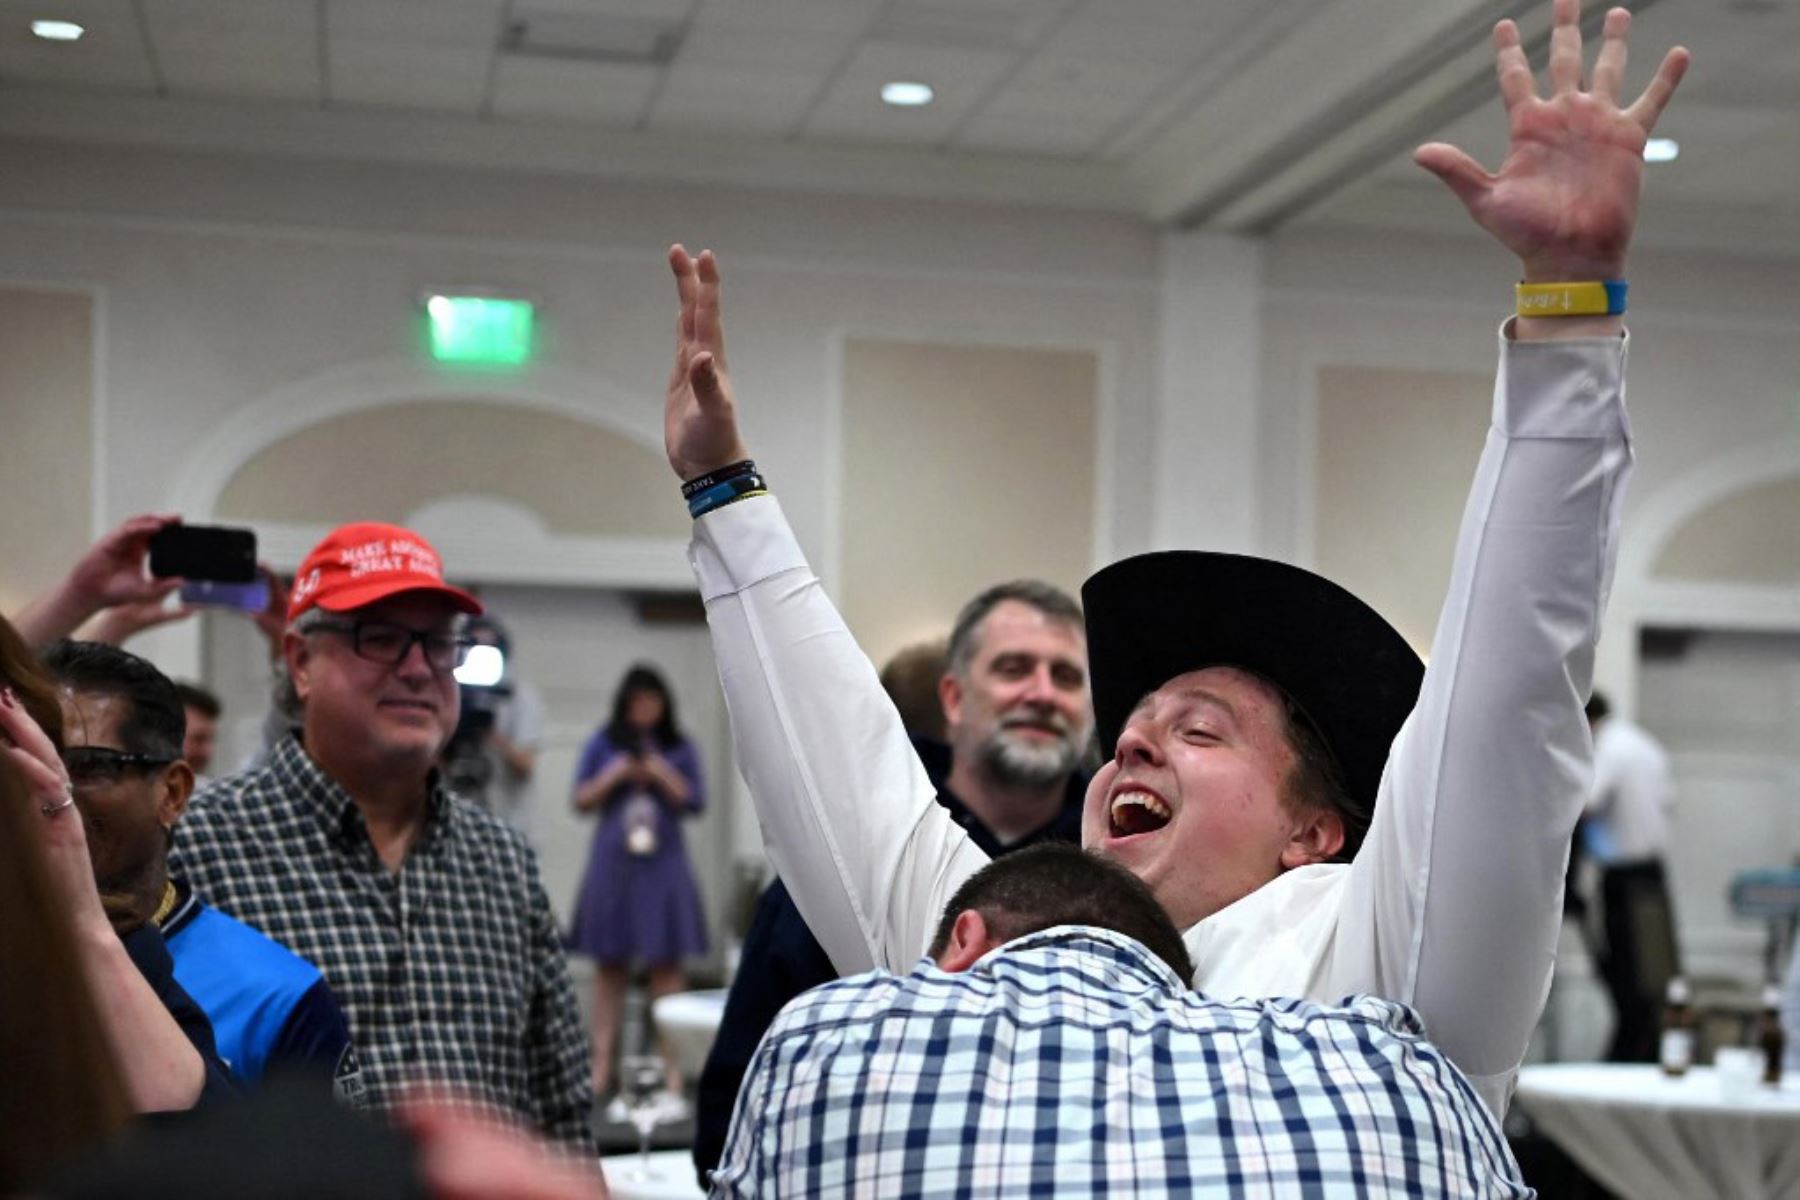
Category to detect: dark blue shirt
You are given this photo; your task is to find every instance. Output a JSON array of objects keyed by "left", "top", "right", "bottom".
[
  {"left": 692, "top": 737, "right": 1085, "bottom": 1183},
  {"left": 162, "top": 879, "right": 365, "bottom": 1105}
]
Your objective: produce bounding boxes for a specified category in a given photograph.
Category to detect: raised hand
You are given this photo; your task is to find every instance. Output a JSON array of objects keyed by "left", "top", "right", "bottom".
[
  {"left": 0, "top": 685, "right": 111, "bottom": 937},
  {"left": 1415, "top": 0, "right": 1689, "bottom": 283},
  {"left": 665, "top": 244, "right": 750, "bottom": 483},
  {"left": 13, "top": 513, "right": 184, "bottom": 645},
  {"left": 70, "top": 514, "right": 183, "bottom": 610}
]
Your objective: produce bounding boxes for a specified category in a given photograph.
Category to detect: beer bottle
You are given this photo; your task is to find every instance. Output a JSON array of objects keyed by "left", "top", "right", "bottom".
[
  {"left": 1660, "top": 976, "right": 1695, "bottom": 1077},
  {"left": 1760, "top": 984, "right": 1785, "bottom": 1087}
]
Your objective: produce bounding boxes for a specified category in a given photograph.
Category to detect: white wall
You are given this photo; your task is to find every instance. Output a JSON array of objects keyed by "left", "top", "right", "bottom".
[{"left": 1261, "top": 225, "right": 1800, "bottom": 577}]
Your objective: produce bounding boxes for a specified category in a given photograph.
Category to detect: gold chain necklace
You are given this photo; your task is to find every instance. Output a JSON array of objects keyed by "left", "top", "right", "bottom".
[{"left": 151, "top": 879, "right": 179, "bottom": 926}]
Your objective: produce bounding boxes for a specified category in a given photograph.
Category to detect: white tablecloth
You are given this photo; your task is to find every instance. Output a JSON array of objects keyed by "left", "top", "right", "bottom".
[
  {"left": 1514, "top": 1064, "right": 1800, "bottom": 1200},
  {"left": 603, "top": 1149, "right": 705, "bottom": 1200},
  {"left": 651, "top": 989, "right": 728, "bottom": 1079}
]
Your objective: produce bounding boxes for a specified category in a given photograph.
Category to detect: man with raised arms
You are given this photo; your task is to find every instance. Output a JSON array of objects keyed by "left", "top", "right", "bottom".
[{"left": 663, "top": 0, "right": 1687, "bottom": 1117}]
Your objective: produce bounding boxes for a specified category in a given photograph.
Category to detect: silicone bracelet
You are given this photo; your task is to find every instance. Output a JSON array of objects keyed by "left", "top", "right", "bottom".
[
  {"left": 1515, "top": 280, "right": 1627, "bottom": 318},
  {"left": 681, "top": 460, "right": 758, "bottom": 500},
  {"left": 688, "top": 474, "right": 767, "bottom": 518}
]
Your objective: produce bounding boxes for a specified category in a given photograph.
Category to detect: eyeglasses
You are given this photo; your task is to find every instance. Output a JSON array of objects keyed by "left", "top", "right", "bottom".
[
  {"left": 62, "top": 746, "right": 176, "bottom": 790},
  {"left": 308, "top": 620, "right": 474, "bottom": 672}
]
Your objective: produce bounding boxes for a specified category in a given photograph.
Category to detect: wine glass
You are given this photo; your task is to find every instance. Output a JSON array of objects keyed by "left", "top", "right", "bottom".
[{"left": 618, "top": 1055, "right": 666, "bottom": 1182}]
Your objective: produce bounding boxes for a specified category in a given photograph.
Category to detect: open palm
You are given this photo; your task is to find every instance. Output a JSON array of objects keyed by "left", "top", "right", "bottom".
[{"left": 1416, "top": 1, "right": 1689, "bottom": 282}]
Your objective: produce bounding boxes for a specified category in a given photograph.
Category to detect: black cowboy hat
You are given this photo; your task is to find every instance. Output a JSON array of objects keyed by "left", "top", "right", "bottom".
[{"left": 1081, "top": 551, "right": 1424, "bottom": 852}]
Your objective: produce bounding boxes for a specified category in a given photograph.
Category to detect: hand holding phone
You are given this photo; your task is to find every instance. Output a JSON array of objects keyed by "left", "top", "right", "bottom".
[
  {"left": 69, "top": 514, "right": 184, "bottom": 608},
  {"left": 14, "top": 513, "right": 183, "bottom": 646}
]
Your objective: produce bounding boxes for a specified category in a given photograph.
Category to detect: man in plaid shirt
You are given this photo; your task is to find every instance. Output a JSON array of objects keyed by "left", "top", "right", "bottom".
[
  {"left": 712, "top": 844, "right": 1529, "bottom": 1197},
  {"left": 171, "top": 521, "right": 593, "bottom": 1152}
]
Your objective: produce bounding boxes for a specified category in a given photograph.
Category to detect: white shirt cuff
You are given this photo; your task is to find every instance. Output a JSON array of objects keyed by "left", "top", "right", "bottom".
[
  {"left": 688, "top": 494, "right": 809, "bottom": 601},
  {"left": 1494, "top": 324, "right": 1630, "bottom": 440}
]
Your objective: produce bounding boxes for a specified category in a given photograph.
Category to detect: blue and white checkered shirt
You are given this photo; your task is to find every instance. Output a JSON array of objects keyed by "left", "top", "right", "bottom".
[{"left": 711, "top": 926, "right": 1530, "bottom": 1198}]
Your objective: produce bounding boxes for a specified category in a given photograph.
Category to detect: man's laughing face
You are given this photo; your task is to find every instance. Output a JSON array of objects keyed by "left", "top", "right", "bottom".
[{"left": 1082, "top": 665, "right": 1345, "bottom": 934}]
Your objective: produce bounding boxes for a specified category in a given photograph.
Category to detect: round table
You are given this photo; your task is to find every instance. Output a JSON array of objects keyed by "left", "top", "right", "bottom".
[
  {"left": 603, "top": 1149, "right": 706, "bottom": 1200},
  {"left": 1514, "top": 1063, "right": 1800, "bottom": 1200}
]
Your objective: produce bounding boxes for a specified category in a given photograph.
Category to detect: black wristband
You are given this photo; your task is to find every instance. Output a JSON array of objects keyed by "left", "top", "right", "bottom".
[
  {"left": 681, "top": 460, "right": 758, "bottom": 500},
  {"left": 688, "top": 474, "right": 767, "bottom": 518}
]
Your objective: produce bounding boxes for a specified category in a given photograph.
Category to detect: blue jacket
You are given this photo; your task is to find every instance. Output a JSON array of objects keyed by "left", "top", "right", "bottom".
[{"left": 163, "top": 879, "right": 364, "bottom": 1104}]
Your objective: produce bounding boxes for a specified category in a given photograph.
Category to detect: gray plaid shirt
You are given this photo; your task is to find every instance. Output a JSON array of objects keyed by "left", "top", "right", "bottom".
[{"left": 171, "top": 734, "right": 594, "bottom": 1152}]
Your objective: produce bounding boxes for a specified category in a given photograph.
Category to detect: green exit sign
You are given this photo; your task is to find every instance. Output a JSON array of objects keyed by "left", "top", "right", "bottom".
[{"left": 425, "top": 295, "right": 534, "bottom": 365}]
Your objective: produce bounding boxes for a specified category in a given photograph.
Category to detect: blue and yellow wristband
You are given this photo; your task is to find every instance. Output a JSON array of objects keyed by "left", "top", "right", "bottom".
[{"left": 1515, "top": 280, "right": 1627, "bottom": 318}]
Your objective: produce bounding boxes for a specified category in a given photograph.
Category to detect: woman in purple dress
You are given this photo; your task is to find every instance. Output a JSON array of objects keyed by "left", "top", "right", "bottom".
[{"left": 568, "top": 665, "right": 708, "bottom": 1103}]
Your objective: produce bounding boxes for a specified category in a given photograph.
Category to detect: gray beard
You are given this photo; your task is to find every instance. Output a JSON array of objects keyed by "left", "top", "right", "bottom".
[{"left": 979, "top": 727, "right": 1079, "bottom": 789}]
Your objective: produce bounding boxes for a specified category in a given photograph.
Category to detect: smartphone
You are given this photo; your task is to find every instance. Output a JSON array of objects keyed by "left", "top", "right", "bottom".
[
  {"left": 180, "top": 578, "right": 271, "bottom": 612},
  {"left": 149, "top": 523, "right": 257, "bottom": 582}
]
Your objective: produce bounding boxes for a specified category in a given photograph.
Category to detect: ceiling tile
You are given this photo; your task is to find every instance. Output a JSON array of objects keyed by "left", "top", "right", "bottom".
[
  {"left": 514, "top": 0, "right": 694, "bottom": 21},
  {"left": 676, "top": 23, "right": 856, "bottom": 70},
  {"left": 803, "top": 41, "right": 1017, "bottom": 145},
  {"left": 872, "top": 0, "right": 1064, "bottom": 53},
  {"left": 326, "top": 0, "right": 505, "bottom": 46},
  {"left": 144, "top": 0, "right": 318, "bottom": 101},
  {"left": 1043, "top": 13, "right": 1231, "bottom": 70},
  {"left": 543, "top": 0, "right": 691, "bottom": 16},
  {"left": 0, "top": 0, "right": 156, "bottom": 91},
  {"left": 981, "top": 61, "right": 1169, "bottom": 121},
  {"left": 1078, "top": 0, "right": 1264, "bottom": 29},
  {"left": 955, "top": 112, "right": 1118, "bottom": 158},
  {"left": 647, "top": 63, "right": 818, "bottom": 135},
  {"left": 164, "top": 50, "right": 318, "bottom": 102},
  {"left": 1635, "top": 103, "right": 1800, "bottom": 208},
  {"left": 329, "top": 41, "right": 491, "bottom": 113},
  {"left": 690, "top": 0, "right": 882, "bottom": 37},
  {"left": 489, "top": 53, "right": 658, "bottom": 124}
]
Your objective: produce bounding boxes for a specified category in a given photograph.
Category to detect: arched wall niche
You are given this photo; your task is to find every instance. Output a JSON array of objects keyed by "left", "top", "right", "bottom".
[
  {"left": 167, "top": 358, "right": 692, "bottom": 592},
  {"left": 214, "top": 399, "right": 686, "bottom": 541},
  {"left": 1651, "top": 476, "right": 1800, "bottom": 586},
  {"left": 1598, "top": 441, "right": 1800, "bottom": 724}
]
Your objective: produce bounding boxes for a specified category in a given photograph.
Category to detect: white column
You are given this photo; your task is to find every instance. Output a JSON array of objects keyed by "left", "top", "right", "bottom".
[{"left": 1151, "top": 231, "right": 1265, "bottom": 555}]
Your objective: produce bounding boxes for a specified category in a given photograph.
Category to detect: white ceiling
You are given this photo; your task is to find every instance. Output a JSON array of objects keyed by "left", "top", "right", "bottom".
[{"left": 0, "top": 0, "right": 1795, "bottom": 254}]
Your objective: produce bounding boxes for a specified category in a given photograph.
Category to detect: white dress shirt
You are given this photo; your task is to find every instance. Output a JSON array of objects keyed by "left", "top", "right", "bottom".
[
  {"left": 1585, "top": 716, "right": 1674, "bottom": 863},
  {"left": 689, "top": 326, "right": 1632, "bottom": 1118}
]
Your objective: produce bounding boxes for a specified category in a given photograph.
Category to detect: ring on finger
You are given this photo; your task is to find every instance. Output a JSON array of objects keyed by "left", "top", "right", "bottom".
[{"left": 40, "top": 780, "right": 77, "bottom": 817}]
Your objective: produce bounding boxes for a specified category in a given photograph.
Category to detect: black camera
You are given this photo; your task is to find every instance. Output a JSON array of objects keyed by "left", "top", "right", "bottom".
[{"left": 442, "top": 621, "right": 513, "bottom": 802}]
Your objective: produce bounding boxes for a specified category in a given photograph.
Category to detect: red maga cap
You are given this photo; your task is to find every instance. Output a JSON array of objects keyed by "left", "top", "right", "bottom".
[{"left": 287, "top": 522, "right": 482, "bottom": 622}]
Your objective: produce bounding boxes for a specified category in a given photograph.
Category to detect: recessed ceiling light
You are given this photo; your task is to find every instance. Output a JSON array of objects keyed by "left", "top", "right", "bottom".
[
  {"left": 31, "top": 19, "right": 85, "bottom": 41},
  {"left": 880, "top": 81, "right": 934, "bottom": 107},
  {"left": 1644, "top": 138, "right": 1679, "bottom": 163}
]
